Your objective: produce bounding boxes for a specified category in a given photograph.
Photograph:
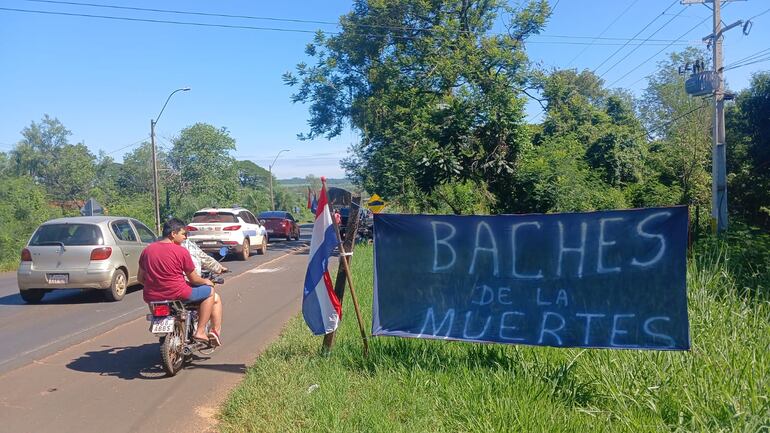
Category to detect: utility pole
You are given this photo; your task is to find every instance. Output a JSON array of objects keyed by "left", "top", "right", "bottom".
[
  {"left": 684, "top": 0, "right": 746, "bottom": 233},
  {"left": 711, "top": 0, "right": 728, "bottom": 233},
  {"left": 268, "top": 149, "right": 290, "bottom": 211},
  {"left": 150, "top": 119, "right": 161, "bottom": 235},
  {"left": 149, "top": 87, "right": 190, "bottom": 235}
]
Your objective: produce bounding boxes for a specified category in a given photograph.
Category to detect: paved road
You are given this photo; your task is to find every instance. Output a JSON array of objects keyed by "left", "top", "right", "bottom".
[
  {"left": 0, "top": 234, "right": 312, "bottom": 433},
  {"left": 0, "top": 235, "right": 307, "bottom": 376}
]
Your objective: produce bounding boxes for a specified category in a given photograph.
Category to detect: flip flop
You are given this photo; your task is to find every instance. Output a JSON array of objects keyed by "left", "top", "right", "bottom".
[
  {"left": 192, "top": 336, "right": 210, "bottom": 346},
  {"left": 208, "top": 330, "right": 221, "bottom": 347}
]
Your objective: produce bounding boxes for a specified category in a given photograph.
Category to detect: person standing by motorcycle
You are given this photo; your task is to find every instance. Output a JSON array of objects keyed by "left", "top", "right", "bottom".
[{"left": 138, "top": 218, "right": 224, "bottom": 347}]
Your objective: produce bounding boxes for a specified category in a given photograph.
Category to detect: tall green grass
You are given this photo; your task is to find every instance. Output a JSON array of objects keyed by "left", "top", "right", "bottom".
[{"left": 220, "top": 237, "right": 770, "bottom": 432}]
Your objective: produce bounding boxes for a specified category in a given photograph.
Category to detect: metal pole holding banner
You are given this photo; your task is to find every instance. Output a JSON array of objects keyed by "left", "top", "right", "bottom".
[{"left": 320, "top": 179, "right": 368, "bottom": 357}]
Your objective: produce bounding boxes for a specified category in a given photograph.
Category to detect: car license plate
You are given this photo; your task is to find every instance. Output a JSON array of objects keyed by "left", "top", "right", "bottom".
[
  {"left": 202, "top": 241, "right": 217, "bottom": 246},
  {"left": 267, "top": 229, "right": 274, "bottom": 234},
  {"left": 151, "top": 317, "right": 175, "bottom": 334},
  {"left": 47, "top": 273, "right": 69, "bottom": 285}
]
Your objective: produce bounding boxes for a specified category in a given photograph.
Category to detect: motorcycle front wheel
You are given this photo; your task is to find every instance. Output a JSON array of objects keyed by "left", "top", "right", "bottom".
[{"left": 160, "top": 321, "right": 185, "bottom": 376}]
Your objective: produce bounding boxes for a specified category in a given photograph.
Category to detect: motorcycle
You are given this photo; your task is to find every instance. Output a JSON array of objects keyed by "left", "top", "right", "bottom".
[{"left": 146, "top": 247, "right": 227, "bottom": 376}]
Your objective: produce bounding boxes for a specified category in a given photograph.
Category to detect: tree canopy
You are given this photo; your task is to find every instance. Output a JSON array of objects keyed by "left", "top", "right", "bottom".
[{"left": 285, "top": 0, "right": 551, "bottom": 212}]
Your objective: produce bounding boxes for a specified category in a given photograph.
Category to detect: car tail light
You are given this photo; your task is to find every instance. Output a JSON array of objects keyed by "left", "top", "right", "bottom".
[
  {"left": 90, "top": 247, "right": 113, "bottom": 261},
  {"left": 280, "top": 221, "right": 288, "bottom": 227},
  {"left": 21, "top": 248, "right": 32, "bottom": 262},
  {"left": 185, "top": 225, "right": 198, "bottom": 232},
  {"left": 223, "top": 225, "right": 241, "bottom": 231},
  {"left": 152, "top": 304, "right": 170, "bottom": 316},
  {"left": 222, "top": 241, "right": 238, "bottom": 245}
]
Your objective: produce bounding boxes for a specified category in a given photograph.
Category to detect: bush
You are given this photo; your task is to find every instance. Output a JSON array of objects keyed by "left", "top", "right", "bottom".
[{"left": 0, "top": 176, "right": 61, "bottom": 270}]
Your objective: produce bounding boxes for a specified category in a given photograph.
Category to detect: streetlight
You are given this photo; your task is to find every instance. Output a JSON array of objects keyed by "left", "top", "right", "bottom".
[
  {"left": 268, "top": 149, "right": 290, "bottom": 211},
  {"left": 150, "top": 87, "right": 190, "bottom": 235}
]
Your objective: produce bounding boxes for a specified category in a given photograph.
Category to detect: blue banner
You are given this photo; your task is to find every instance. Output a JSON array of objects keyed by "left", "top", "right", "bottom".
[{"left": 372, "top": 207, "right": 689, "bottom": 350}]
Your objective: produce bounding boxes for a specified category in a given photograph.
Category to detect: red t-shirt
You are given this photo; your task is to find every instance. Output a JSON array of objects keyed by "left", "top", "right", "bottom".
[{"left": 140, "top": 241, "right": 195, "bottom": 302}]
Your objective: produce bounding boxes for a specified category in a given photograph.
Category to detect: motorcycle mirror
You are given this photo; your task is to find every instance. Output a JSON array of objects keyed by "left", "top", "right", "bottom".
[{"left": 218, "top": 246, "right": 229, "bottom": 259}]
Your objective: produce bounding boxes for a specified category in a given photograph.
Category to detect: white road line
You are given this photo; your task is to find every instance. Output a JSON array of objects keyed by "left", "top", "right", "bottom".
[{"left": 247, "top": 267, "right": 285, "bottom": 274}]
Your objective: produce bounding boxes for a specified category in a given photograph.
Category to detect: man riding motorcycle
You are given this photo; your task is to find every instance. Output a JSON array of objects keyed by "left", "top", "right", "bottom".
[{"left": 138, "top": 218, "right": 224, "bottom": 347}]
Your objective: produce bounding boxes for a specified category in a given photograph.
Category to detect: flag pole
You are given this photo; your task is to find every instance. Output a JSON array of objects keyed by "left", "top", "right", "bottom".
[{"left": 322, "top": 178, "right": 369, "bottom": 357}]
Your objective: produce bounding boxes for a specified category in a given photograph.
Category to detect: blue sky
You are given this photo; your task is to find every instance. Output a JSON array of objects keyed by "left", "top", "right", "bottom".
[{"left": 1, "top": 0, "right": 768, "bottom": 179}]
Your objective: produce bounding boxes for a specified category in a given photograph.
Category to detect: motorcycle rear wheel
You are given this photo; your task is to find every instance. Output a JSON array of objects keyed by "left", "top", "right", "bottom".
[{"left": 160, "top": 321, "right": 185, "bottom": 376}]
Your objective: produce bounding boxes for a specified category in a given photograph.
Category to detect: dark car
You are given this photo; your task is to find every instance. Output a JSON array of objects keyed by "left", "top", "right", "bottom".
[{"left": 258, "top": 211, "right": 300, "bottom": 241}]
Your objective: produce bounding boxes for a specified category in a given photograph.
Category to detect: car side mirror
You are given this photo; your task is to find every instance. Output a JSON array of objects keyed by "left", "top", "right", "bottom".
[{"left": 259, "top": 219, "right": 266, "bottom": 224}]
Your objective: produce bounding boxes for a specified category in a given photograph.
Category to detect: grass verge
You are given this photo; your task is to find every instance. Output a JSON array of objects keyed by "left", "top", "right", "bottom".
[{"left": 220, "top": 238, "right": 770, "bottom": 432}]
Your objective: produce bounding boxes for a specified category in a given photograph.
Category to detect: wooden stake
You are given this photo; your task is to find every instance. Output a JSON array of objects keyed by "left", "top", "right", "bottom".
[
  {"left": 321, "top": 182, "right": 368, "bottom": 357},
  {"left": 322, "top": 196, "right": 361, "bottom": 352}
]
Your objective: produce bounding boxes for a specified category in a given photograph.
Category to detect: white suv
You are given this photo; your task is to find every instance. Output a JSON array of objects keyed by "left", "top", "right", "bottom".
[{"left": 186, "top": 207, "right": 268, "bottom": 260}]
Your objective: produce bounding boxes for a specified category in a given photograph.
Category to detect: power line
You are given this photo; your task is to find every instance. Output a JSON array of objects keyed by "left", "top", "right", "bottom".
[
  {"left": 607, "top": 12, "right": 713, "bottom": 88},
  {"left": 35, "top": 0, "right": 686, "bottom": 42},
  {"left": 566, "top": 0, "right": 640, "bottom": 67},
  {"left": 105, "top": 136, "right": 149, "bottom": 155},
  {"left": 632, "top": 101, "right": 709, "bottom": 143},
  {"left": 746, "top": 6, "right": 770, "bottom": 22},
  {"left": 724, "top": 55, "right": 770, "bottom": 71},
  {"left": 20, "top": 0, "right": 340, "bottom": 26},
  {"left": 538, "top": 34, "right": 695, "bottom": 42},
  {"left": 592, "top": 0, "right": 680, "bottom": 74},
  {"left": 0, "top": 5, "right": 695, "bottom": 47},
  {"left": 0, "top": 7, "right": 323, "bottom": 34},
  {"left": 599, "top": 5, "right": 689, "bottom": 79},
  {"left": 723, "top": 47, "right": 770, "bottom": 70}
]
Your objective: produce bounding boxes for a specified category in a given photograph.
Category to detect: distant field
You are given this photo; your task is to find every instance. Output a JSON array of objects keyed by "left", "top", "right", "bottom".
[
  {"left": 279, "top": 177, "right": 359, "bottom": 193},
  {"left": 219, "top": 236, "right": 770, "bottom": 432}
]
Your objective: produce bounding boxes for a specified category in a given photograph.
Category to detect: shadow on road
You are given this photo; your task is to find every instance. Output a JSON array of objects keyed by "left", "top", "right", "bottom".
[
  {"left": 67, "top": 343, "right": 169, "bottom": 380},
  {"left": 0, "top": 285, "right": 142, "bottom": 306},
  {"left": 67, "top": 343, "right": 247, "bottom": 379}
]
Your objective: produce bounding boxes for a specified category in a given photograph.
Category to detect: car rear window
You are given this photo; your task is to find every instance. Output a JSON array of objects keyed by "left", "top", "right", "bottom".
[
  {"left": 29, "top": 224, "right": 104, "bottom": 246},
  {"left": 259, "top": 211, "right": 286, "bottom": 219},
  {"left": 191, "top": 212, "right": 238, "bottom": 223}
]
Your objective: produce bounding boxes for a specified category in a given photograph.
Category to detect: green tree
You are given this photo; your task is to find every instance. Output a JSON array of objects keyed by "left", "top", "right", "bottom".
[
  {"left": 0, "top": 175, "right": 58, "bottom": 269},
  {"left": 726, "top": 71, "right": 770, "bottom": 228},
  {"left": 117, "top": 142, "right": 157, "bottom": 195},
  {"left": 44, "top": 143, "right": 97, "bottom": 208},
  {"left": 285, "top": 0, "right": 551, "bottom": 213},
  {"left": 90, "top": 151, "right": 122, "bottom": 204},
  {"left": 640, "top": 48, "right": 712, "bottom": 207},
  {"left": 236, "top": 160, "right": 270, "bottom": 189},
  {"left": 10, "top": 114, "right": 72, "bottom": 179},
  {"left": 167, "top": 123, "right": 239, "bottom": 212},
  {"left": 512, "top": 134, "right": 627, "bottom": 213}
]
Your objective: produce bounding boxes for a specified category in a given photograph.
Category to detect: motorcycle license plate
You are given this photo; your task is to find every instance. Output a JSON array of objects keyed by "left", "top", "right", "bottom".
[{"left": 151, "top": 317, "right": 175, "bottom": 334}]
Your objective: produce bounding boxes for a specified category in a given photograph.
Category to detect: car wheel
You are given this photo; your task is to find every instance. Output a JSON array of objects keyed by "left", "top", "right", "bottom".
[
  {"left": 19, "top": 289, "right": 45, "bottom": 304},
  {"left": 285, "top": 231, "right": 291, "bottom": 241},
  {"left": 295, "top": 228, "right": 301, "bottom": 240},
  {"left": 258, "top": 237, "right": 267, "bottom": 255},
  {"left": 240, "top": 239, "right": 250, "bottom": 261},
  {"left": 105, "top": 269, "right": 127, "bottom": 302}
]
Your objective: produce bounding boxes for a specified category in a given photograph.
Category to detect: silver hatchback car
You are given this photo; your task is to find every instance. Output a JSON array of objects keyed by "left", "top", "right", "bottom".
[{"left": 17, "top": 216, "right": 158, "bottom": 303}]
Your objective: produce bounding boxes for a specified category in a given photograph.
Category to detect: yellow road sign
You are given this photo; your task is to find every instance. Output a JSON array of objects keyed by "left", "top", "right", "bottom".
[{"left": 367, "top": 194, "right": 387, "bottom": 213}]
